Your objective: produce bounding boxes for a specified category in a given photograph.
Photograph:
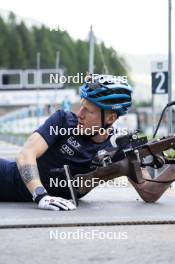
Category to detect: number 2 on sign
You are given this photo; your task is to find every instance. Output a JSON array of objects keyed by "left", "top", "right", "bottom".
[{"left": 155, "top": 72, "right": 165, "bottom": 94}]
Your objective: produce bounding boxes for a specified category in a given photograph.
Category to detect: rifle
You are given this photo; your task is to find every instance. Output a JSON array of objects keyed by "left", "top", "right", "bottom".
[
  {"left": 53, "top": 102, "right": 175, "bottom": 199},
  {"left": 74, "top": 133, "right": 175, "bottom": 197}
]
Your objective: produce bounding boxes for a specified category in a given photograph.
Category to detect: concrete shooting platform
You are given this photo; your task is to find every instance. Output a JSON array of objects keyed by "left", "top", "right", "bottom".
[
  {"left": 0, "top": 186, "right": 175, "bottom": 228},
  {"left": 0, "top": 186, "right": 175, "bottom": 264}
]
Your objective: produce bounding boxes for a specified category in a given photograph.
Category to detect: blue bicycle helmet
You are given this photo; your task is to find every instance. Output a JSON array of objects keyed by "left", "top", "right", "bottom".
[{"left": 80, "top": 74, "right": 133, "bottom": 117}]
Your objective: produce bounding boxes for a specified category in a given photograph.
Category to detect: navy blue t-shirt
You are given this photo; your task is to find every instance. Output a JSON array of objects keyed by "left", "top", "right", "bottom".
[
  {"left": 35, "top": 110, "right": 120, "bottom": 188},
  {"left": 6, "top": 110, "right": 124, "bottom": 199}
]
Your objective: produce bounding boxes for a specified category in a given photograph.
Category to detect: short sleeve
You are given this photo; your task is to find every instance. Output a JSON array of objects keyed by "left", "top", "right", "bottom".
[{"left": 34, "top": 110, "right": 65, "bottom": 146}]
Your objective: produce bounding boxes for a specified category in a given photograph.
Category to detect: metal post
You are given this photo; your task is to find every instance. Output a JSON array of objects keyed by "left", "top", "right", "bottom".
[
  {"left": 55, "top": 51, "right": 60, "bottom": 69},
  {"left": 36, "top": 52, "right": 40, "bottom": 126},
  {"left": 88, "top": 25, "right": 94, "bottom": 74},
  {"left": 152, "top": 93, "right": 157, "bottom": 178},
  {"left": 55, "top": 51, "right": 60, "bottom": 105},
  {"left": 152, "top": 94, "right": 156, "bottom": 135},
  {"left": 168, "top": 0, "right": 172, "bottom": 133}
]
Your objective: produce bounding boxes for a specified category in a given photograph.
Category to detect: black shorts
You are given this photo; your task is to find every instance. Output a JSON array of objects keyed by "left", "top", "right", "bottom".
[{"left": 0, "top": 158, "right": 32, "bottom": 202}]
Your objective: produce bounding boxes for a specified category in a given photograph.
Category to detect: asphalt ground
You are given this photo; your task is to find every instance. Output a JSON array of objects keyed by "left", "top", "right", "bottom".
[
  {"left": 0, "top": 187, "right": 175, "bottom": 227},
  {"left": 0, "top": 187, "right": 174, "bottom": 264},
  {"left": 0, "top": 225, "right": 174, "bottom": 264}
]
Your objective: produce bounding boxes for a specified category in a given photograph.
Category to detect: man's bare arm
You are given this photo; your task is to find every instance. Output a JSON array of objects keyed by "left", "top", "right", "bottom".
[
  {"left": 18, "top": 164, "right": 40, "bottom": 184},
  {"left": 16, "top": 132, "right": 76, "bottom": 210},
  {"left": 16, "top": 132, "right": 48, "bottom": 194}
]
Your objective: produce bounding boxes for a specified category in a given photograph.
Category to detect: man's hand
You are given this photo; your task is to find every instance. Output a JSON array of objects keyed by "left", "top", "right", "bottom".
[{"left": 37, "top": 195, "right": 76, "bottom": 211}]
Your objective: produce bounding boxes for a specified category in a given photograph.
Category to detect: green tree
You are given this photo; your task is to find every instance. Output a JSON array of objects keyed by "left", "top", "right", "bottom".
[
  {"left": 76, "top": 40, "right": 89, "bottom": 74},
  {"left": 17, "top": 22, "right": 36, "bottom": 68},
  {"left": 33, "top": 26, "right": 55, "bottom": 68},
  {"left": 7, "top": 12, "right": 27, "bottom": 68},
  {"left": 0, "top": 17, "right": 10, "bottom": 68}
]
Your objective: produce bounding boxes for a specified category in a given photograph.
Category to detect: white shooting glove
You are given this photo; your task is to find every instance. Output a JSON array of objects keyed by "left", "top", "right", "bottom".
[{"left": 36, "top": 195, "right": 76, "bottom": 211}]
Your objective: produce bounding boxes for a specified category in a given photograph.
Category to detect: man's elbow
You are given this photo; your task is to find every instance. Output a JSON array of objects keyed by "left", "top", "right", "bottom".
[{"left": 16, "top": 149, "right": 35, "bottom": 166}]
